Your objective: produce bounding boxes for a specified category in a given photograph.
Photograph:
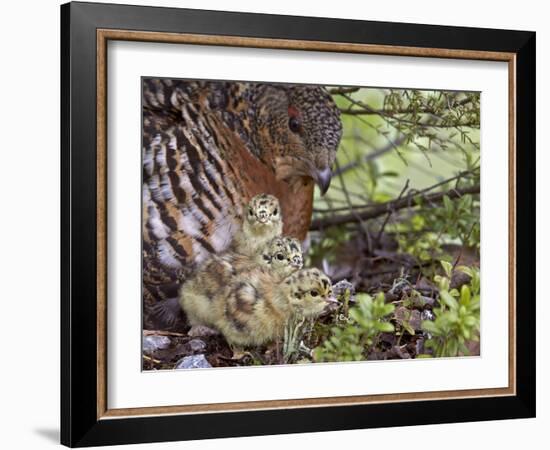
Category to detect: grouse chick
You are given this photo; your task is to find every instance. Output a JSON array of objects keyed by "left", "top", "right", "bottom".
[
  {"left": 153, "top": 234, "right": 302, "bottom": 328},
  {"left": 180, "top": 267, "right": 334, "bottom": 347},
  {"left": 263, "top": 236, "right": 303, "bottom": 279},
  {"left": 230, "top": 193, "right": 283, "bottom": 257},
  {"left": 178, "top": 235, "right": 303, "bottom": 328}
]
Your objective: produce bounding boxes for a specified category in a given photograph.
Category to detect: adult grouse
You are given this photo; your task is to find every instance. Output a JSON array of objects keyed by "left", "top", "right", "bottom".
[{"left": 142, "top": 78, "right": 342, "bottom": 316}]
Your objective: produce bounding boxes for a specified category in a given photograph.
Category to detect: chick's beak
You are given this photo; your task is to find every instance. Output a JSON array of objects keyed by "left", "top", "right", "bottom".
[
  {"left": 314, "top": 167, "right": 332, "bottom": 195},
  {"left": 324, "top": 295, "right": 339, "bottom": 304}
]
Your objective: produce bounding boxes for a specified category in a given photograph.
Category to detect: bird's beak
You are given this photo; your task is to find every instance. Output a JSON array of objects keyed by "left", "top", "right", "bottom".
[
  {"left": 314, "top": 168, "right": 332, "bottom": 195},
  {"left": 324, "top": 296, "right": 339, "bottom": 304}
]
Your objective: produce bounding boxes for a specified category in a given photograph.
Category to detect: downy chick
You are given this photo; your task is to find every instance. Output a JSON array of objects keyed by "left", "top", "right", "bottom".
[
  {"left": 230, "top": 193, "right": 283, "bottom": 256},
  {"left": 181, "top": 267, "right": 335, "bottom": 347},
  {"left": 178, "top": 236, "right": 303, "bottom": 330},
  {"left": 218, "top": 235, "right": 303, "bottom": 279},
  {"left": 152, "top": 235, "right": 302, "bottom": 328},
  {"left": 259, "top": 236, "right": 303, "bottom": 279}
]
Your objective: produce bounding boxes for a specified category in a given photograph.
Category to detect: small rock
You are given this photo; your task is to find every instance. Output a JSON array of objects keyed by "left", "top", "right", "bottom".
[
  {"left": 421, "top": 310, "right": 434, "bottom": 321},
  {"left": 143, "top": 335, "right": 171, "bottom": 353},
  {"left": 450, "top": 271, "right": 472, "bottom": 289},
  {"left": 188, "top": 339, "right": 207, "bottom": 352},
  {"left": 412, "top": 295, "right": 436, "bottom": 308},
  {"left": 175, "top": 354, "right": 212, "bottom": 369}
]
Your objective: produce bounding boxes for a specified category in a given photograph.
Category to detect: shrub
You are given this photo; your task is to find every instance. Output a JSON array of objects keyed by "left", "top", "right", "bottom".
[
  {"left": 313, "top": 293, "right": 395, "bottom": 362},
  {"left": 421, "top": 261, "right": 480, "bottom": 357}
]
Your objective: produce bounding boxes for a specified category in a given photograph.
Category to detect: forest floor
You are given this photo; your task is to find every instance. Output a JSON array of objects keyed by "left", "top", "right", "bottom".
[{"left": 142, "top": 231, "right": 480, "bottom": 371}]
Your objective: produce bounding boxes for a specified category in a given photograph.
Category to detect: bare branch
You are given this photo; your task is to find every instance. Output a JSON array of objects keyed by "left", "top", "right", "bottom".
[
  {"left": 310, "top": 184, "right": 479, "bottom": 230},
  {"left": 375, "top": 179, "right": 410, "bottom": 242},
  {"left": 314, "top": 169, "right": 478, "bottom": 214}
]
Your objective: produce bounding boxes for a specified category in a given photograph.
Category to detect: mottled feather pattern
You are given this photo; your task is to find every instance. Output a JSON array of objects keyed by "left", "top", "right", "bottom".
[{"left": 142, "top": 78, "right": 342, "bottom": 326}]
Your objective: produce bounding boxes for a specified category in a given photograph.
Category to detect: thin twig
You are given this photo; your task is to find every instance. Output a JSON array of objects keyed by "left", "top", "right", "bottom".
[
  {"left": 142, "top": 355, "right": 162, "bottom": 364},
  {"left": 375, "top": 179, "right": 410, "bottom": 242},
  {"left": 333, "top": 134, "right": 408, "bottom": 177}
]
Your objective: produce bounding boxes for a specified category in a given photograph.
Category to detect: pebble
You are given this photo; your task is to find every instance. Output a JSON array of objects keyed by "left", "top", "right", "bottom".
[
  {"left": 142, "top": 335, "right": 171, "bottom": 353},
  {"left": 175, "top": 354, "right": 212, "bottom": 369},
  {"left": 188, "top": 339, "right": 207, "bottom": 352}
]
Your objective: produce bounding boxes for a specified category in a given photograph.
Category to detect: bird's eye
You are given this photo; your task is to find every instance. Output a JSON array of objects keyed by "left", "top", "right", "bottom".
[
  {"left": 273, "top": 208, "right": 278, "bottom": 216},
  {"left": 276, "top": 253, "right": 284, "bottom": 260},
  {"left": 248, "top": 208, "right": 254, "bottom": 216},
  {"left": 310, "top": 290, "right": 319, "bottom": 297},
  {"left": 288, "top": 116, "right": 302, "bottom": 133}
]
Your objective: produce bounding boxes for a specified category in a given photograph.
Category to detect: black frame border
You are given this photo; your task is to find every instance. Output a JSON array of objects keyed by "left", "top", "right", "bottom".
[{"left": 61, "top": 1, "right": 536, "bottom": 447}]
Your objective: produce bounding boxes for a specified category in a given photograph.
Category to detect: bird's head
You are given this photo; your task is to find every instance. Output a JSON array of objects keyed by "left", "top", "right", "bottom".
[
  {"left": 245, "top": 193, "right": 282, "bottom": 230},
  {"left": 254, "top": 85, "right": 342, "bottom": 195},
  {"left": 261, "top": 236, "right": 303, "bottom": 278},
  {"left": 284, "top": 268, "right": 338, "bottom": 318},
  {"left": 283, "top": 237, "right": 304, "bottom": 270}
]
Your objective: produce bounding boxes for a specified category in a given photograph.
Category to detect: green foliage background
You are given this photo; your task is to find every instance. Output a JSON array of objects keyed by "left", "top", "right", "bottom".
[{"left": 303, "top": 87, "right": 481, "bottom": 361}]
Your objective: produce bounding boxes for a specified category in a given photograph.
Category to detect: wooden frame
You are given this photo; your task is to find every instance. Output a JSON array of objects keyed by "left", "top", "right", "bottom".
[{"left": 61, "top": 1, "right": 535, "bottom": 447}]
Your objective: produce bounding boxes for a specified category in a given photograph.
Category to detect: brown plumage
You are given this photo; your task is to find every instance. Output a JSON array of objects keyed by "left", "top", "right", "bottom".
[{"left": 142, "top": 79, "right": 342, "bottom": 321}]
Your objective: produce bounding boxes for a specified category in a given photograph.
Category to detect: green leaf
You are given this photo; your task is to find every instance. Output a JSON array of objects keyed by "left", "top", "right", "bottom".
[
  {"left": 421, "top": 321, "right": 438, "bottom": 333},
  {"left": 440, "top": 260, "right": 453, "bottom": 278},
  {"left": 378, "top": 322, "right": 395, "bottom": 333},
  {"left": 401, "top": 322, "right": 415, "bottom": 335},
  {"left": 447, "top": 339, "right": 459, "bottom": 356},
  {"left": 461, "top": 285, "right": 472, "bottom": 307},
  {"left": 440, "top": 291, "right": 459, "bottom": 310}
]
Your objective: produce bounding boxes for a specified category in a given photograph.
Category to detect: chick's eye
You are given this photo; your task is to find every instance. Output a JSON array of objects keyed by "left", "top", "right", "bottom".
[
  {"left": 310, "top": 290, "right": 319, "bottom": 297},
  {"left": 276, "top": 253, "right": 284, "bottom": 260},
  {"left": 248, "top": 208, "right": 254, "bottom": 216},
  {"left": 273, "top": 208, "right": 278, "bottom": 216},
  {"left": 288, "top": 116, "right": 302, "bottom": 133}
]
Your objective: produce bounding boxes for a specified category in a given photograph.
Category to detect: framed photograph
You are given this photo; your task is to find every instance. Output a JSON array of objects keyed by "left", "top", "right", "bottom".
[{"left": 61, "top": 1, "right": 536, "bottom": 447}]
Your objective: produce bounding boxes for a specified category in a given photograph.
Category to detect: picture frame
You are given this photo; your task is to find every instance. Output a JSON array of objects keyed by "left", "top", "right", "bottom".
[{"left": 60, "top": 1, "right": 536, "bottom": 447}]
